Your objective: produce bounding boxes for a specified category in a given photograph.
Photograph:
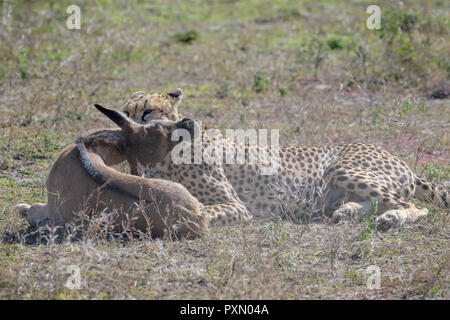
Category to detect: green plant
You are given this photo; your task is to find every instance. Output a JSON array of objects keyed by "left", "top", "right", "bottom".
[
  {"left": 355, "top": 198, "right": 377, "bottom": 243},
  {"left": 253, "top": 71, "right": 269, "bottom": 93},
  {"left": 369, "top": 198, "right": 378, "bottom": 215},
  {"left": 421, "top": 163, "right": 449, "bottom": 183},
  {"left": 18, "top": 48, "right": 30, "bottom": 79},
  {"left": 298, "top": 36, "right": 329, "bottom": 80},
  {"left": 346, "top": 269, "right": 363, "bottom": 285},
  {"left": 175, "top": 29, "right": 199, "bottom": 43},
  {"left": 372, "top": 103, "right": 382, "bottom": 125},
  {"left": 216, "top": 81, "right": 229, "bottom": 98},
  {"left": 261, "top": 222, "right": 288, "bottom": 248},
  {"left": 327, "top": 36, "right": 345, "bottom": 50},
  {"left": 355, "top": 45, "right": 368, "bottom": 78},
  {"left": 278, "top": 87, "right": 287, "bottom": 96},
  {"left": 375, "top": 10, "right": 426, "bottom": 84}
]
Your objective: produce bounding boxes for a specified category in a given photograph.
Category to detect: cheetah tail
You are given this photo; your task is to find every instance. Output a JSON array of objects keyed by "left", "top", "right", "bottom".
[{"left": 414, "top": 176, "right": 449, "bottom": 208}]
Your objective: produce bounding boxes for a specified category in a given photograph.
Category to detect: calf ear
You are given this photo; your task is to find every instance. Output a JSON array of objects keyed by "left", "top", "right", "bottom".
[{"left": 95, "top": 104, "right": 132, "bottom": 129}]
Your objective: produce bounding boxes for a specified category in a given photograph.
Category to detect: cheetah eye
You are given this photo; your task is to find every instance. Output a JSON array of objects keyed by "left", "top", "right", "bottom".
[{"left": 142, "top": 109, "right": 154, "bottom": 121}]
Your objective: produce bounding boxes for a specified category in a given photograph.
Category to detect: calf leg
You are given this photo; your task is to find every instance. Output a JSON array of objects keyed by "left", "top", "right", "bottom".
[
  {"left": 27, "top": 203, "right": 49, "bottom": 226},
  {"left": 11, "top": 203, "right": 49, "bottom": 226}
]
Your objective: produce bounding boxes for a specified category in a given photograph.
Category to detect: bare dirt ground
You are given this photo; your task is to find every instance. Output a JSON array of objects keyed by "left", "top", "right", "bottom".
[{"left": 0, "top": 0, "right": 448, "bottom": 299}]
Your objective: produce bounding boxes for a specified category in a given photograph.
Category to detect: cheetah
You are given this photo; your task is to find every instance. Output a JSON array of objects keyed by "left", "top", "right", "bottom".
[{"left": 121, "top": 89, "right": 449, "bottom": 231}]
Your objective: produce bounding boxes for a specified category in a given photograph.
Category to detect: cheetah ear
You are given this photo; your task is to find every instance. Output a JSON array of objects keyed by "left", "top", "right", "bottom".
[
  {"left": 94, "top": 104, "right": 134, "bottom": 130},
  {"left": 129, "top": 91, "right": 145, "bottom": 99},
  {"left": 167, "top": 88, "right": 183, "bottom": 99},
  {"left": 167, "top": 88, "right": 183, "bottom": 114}
]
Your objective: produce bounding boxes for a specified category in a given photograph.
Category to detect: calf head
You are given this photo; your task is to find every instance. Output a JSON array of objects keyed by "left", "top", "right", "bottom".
[{"left": 94, "top": 104, "right": 195, "bottom": 168}]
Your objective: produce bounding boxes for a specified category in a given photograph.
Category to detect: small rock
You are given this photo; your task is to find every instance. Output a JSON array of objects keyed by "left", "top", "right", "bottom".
[{"left": 430, "top": 88, "right": 449, "bottom": 99}]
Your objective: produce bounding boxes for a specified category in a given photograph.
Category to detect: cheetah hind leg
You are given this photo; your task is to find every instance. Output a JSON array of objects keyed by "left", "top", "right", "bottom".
[
  {"left": 331, "top": 201, "right": 371, "bottom": 224},
  {"left": 376, "top": 204, "right": 429, "bottom": 231}
]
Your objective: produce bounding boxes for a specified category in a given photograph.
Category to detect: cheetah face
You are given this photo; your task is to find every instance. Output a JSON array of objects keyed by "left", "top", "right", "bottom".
[{"left": 121, "top": 89, "right": 183, "bottom": 124}]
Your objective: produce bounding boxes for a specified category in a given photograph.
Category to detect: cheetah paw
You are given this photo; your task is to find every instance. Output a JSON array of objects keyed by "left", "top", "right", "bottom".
[
  {"left": 376, "top": 211, "right": 401, "bottom": 231},
  {"left": 331, "top": 210, "right": 347, "bottom": 224},
  {"left": 332, "top": 202, "right": 368, "bottom": 224}
]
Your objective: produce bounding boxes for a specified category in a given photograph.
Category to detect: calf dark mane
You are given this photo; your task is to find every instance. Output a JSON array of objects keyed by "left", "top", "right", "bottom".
[{"left": 75, "top": 136, "right": 108, "bottom": 186}]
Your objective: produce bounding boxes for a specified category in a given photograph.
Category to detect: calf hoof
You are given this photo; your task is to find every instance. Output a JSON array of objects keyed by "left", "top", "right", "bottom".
[{"left": 11, "top": 204, "right": 31, "bottom": 218}]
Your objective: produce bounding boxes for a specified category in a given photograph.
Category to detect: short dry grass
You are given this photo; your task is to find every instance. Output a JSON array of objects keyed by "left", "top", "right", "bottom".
[{"left": 0, "top": 0, "right": 449, "bottom": 299}]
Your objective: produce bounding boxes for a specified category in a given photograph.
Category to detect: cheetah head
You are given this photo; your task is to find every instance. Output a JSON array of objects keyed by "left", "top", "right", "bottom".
[{"left": 121, "top": 88, "right": 183, "bottom": 124}]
